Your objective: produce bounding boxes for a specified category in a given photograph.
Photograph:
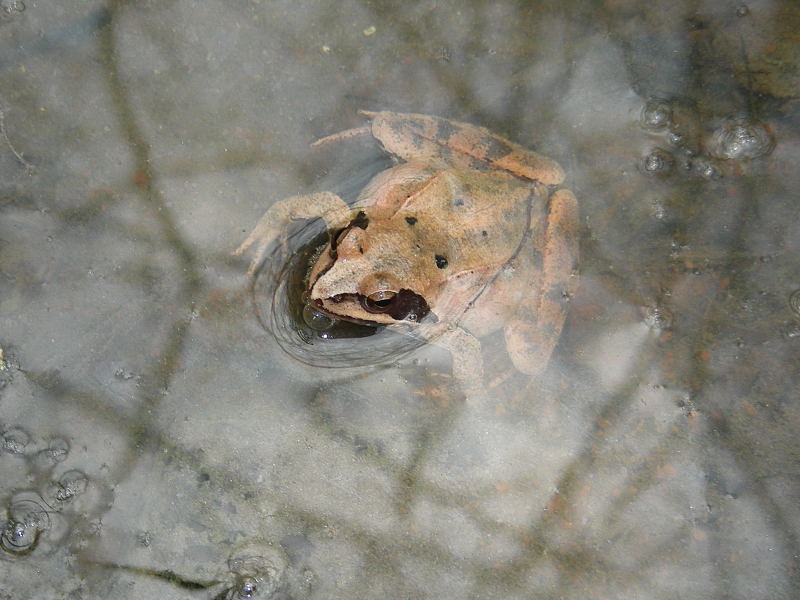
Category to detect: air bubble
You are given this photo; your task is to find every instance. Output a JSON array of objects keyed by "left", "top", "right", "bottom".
[
  {"left": 667, "top": 131, "right": 685, "bottom": 146},
  {"left": 114, "top": 368, "right": 136, "bottom": 381},
  {"left": 691, "top": 157, "right": 721, "bottom": 179},
  {"left": 225, "top": 542, "right": 288, "bottom": 599},
  {"left": 644, "top": 306, "right": 674, "bottom": 331},
  {"left": 2, "top": 426, "right": 30, "bottom": 454},
  {"left": 302, "top": 304, "right": 335, "bottom": 331},
  {"left": 789, "top": 289, "right": 800, "bottom": 316},
  {"left": 48, "top": 437, "right": 70, "bottom": 461},
  {"left": 0, "top": 0, "right": 24, "bottom": 16},
  {"left": 641, "top": 98, "right": 672, "bottom": 131},
  {"left": 783, "top": 321, "right": 800, "bottom": 340},
  {"left": 300, "top": 567, "right": 316, "bottom": 590},
  {"left": 227, "top": 576, "right": 259, "bottom": 599},
  {"left": 1, "top": 498, "right": 49, "bottom": 555},
  {"left": 642, "top": 148, "right": 675, "bottom": 176},
  {"left": 708, "top": 116, "right": 775, "bottom": 160},
  {"left": 43, "top": 470, "right": 88, "bottom": 506},
  {"left": 736, "top": 5, "right": 749, "bottom": 17},
  {"left": 34, "top": 437, "right": 70, "bottom": 469}
]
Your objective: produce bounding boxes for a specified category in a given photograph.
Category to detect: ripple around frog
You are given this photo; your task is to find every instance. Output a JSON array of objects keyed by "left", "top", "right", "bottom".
[{"left": 251, "top": 218, "right": 429, "bottom": 369}]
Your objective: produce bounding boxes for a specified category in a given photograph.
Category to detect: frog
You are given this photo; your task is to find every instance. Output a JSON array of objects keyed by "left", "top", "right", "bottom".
[{"left": 235, "top": 111, "right": 579, "bottom": 396}]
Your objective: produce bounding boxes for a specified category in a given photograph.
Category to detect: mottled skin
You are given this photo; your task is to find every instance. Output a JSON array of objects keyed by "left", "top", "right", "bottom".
[{"left": 236, "top": 111, "right": 579, "bottom": 395}]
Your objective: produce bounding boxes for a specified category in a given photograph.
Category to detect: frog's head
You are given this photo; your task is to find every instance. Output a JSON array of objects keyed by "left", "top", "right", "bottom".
[{"left": 306, "top": 213, "right": 433, "bottom": 326}]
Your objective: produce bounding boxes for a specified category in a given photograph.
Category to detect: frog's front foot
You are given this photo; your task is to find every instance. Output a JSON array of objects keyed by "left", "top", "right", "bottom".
[
  {"left": 428, "top": 325, "right": 486, "bottom": 400},
  {"left": 234, "top": 191, "right": 352, "bottom": 275}
]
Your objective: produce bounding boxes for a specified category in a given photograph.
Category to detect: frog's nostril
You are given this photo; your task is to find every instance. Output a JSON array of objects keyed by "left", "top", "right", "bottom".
[{"left": 336, "top": 227, "right": 369, "bottom": 258}]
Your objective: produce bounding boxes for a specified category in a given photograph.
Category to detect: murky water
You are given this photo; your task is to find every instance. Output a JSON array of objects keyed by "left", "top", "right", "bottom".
[{"left": 1, "top": 1, "right": 798, "bottom": 598}]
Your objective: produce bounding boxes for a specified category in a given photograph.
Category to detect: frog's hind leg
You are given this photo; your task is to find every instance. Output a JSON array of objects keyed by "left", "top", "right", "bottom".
[
  {"left": 361, "top": 111, "right": 565, "bottom": 185},
  {"left": 504, "top": 188, "right": 579, "bottom": 377}
]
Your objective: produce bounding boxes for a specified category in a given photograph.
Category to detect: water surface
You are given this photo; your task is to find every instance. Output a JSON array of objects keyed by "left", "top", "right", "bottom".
[{"left": 1, "top": 1, "right": 798, "bottom": 598}]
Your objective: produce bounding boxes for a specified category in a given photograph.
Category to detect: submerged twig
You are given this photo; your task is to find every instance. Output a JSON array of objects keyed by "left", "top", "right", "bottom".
[{"left": 0, "top": 105, "right": 35, "bottom": 172}]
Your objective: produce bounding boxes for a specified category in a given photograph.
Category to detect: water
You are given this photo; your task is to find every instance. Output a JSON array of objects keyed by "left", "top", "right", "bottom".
[{"left": 1, "top": 1, "right": 798, "bottom": 598}]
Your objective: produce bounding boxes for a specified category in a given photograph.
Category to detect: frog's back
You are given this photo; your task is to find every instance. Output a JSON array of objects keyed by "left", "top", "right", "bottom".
[{"left": 393, "top": 168, "right": 534, "bottom": 274}]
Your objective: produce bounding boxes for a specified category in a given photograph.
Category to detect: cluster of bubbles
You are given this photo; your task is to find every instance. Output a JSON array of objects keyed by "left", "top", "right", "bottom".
[
  {"left": 707, "top": 116, "right": 776, "bottom": 161},
  {"left": 0, "top": 0, "right": 24, "bottom": 18},
  {"left": 643, "top": 304, "right": 674, "bottom": 332},
  {"left": 790, "top": 289, "right": 800, "bottom": 317},
  {"left": 0, "top": 425, "right": 110, "bottom": 558},
  {"left": 217, "top": 542, "right": 290, "bottom": 599},
  {"left": 785, "top": 289, "right": 800, "bottom": 340},
  {"left": 639, "top": 98, "right": 775, "bottom": 180},
  {"left": 0, "top": 346, "right": 13, "bottom": 391}
]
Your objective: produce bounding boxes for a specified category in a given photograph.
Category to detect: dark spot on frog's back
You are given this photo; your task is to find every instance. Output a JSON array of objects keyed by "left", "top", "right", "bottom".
[{"left": 451, "top": 193, "right": 475, "bottom": 210}]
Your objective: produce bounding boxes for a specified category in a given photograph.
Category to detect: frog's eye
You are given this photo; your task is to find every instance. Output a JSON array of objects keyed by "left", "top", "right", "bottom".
[{"left": 361, "top": 290, "right": 397, "bottom": 313}]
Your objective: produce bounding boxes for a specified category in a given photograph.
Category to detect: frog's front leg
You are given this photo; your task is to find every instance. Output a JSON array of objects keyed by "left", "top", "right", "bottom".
[
  {"left": 504, "top": 188, "right": 579, "bottom": 376},
  {"left": 234, "top": 192, "right": 351, "bottom": 275},
  {"left": 413, "top": 323, "right": 485, "bottom": 398}
]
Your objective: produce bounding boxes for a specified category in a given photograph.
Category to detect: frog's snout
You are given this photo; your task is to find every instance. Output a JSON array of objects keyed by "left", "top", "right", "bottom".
[{"left": 335, "top": 227, "right": 370, "bottom": 260}]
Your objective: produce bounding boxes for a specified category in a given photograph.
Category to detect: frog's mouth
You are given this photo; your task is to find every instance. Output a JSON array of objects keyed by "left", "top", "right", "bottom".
[{"left": 310, "top": 290, "right": 433, "bottom": 326}]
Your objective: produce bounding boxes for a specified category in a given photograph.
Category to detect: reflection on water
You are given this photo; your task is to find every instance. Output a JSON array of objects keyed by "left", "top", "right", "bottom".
[{"left": 1, "top": 1, "right": 798, "bottom": 598}]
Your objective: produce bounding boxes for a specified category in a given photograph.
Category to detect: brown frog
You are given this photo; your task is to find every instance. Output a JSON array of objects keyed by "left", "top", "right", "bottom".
[{"left": 235, "top": 111, "right": 579, "bottom": 396}]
